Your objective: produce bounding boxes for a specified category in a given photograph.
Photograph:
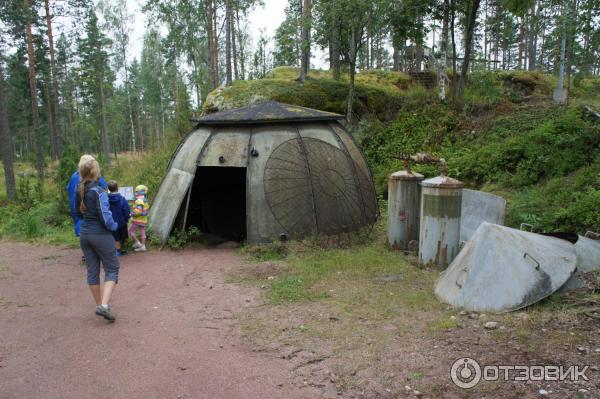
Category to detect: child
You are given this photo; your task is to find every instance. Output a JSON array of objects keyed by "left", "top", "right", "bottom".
[
  {"left": 107, "top": 180, "right": 131, "bottom": 256},
  {"left": 129, "top": 184, "right": 149, "bottom": 252}
]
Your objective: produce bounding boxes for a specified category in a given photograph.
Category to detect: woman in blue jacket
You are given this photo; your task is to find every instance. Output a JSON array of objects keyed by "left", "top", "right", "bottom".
[
  {"left": 75, "top": 156, "right": 119, "bottom": 322},
  {"left": 67, "top": 155, "right": 107, "bottom": 237}
]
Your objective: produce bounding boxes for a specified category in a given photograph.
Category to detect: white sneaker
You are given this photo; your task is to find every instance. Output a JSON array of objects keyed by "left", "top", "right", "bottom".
[
  {"left": 132, "top": 241, "right": 142, "bottom": 249},
  {"left": 134, "top": 245, "right": 146, "bottom": 252}
]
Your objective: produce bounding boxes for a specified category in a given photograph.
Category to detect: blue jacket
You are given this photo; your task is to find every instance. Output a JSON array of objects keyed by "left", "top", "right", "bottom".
[
  {"left": 108, "top": 193, "right": 131, "bottom": 228},
  {"left": 67, "top": 171, "right": 107, "bottom": 219},
  {"left": 75, "top": 181, "right": 118, "bottom": 235}
]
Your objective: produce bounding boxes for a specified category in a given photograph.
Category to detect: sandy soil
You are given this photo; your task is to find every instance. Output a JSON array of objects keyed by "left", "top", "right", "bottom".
[{"left": 0, "top": 242, "right": 323, "bottom": 399}]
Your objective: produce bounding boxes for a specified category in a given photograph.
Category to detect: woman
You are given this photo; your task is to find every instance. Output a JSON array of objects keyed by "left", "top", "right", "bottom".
[{"left": 75, "top": 155, "right": 120, "bottom": 322}]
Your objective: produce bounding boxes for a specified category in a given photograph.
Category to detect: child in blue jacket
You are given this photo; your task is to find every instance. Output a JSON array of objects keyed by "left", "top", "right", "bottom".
[{"left": 107, "top": 180, "right": 131, "bottom": 256}]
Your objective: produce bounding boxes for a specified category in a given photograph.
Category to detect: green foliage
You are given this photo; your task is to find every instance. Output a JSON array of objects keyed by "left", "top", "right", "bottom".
[
  {"left": 453, "top": 107, "right": 600, "bottom": 187},
  {"left": 166, "top": 226, "right": 203, "bottom": 250},
  {"left": 56, "top": 145, "right": 79, "bottom": 205},
  {"left": 361, "top": 101, "right": 459, "bottom": 192},
  {"left": 504, "top": 160, "right": 600, "bottom": 233},
  {"left": 0, "top": 200, "right": 76, "bottom": 245},
  {"left": 461, "top": 71, "right": 504, "bottom": 111},
  {"left": 241, "top": 242, "right": 288, "bottom": 261},
  {"left": 359, "top": 80, "right": 600, "bottom": 234},
  {"left": 105, "top": 132, "right": 180, "bottom": 200},
  {"left": 498, "top": 70, "right": 553, "bottom": 96}
]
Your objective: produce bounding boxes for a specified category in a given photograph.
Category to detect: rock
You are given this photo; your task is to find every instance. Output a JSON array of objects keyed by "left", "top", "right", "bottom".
[
  {"left": 515, "top": 312, "right": 530, "bottom": 321},
  {"left": 539, "top": 389, "right": 549, "bottom": 396},
  {"left": 405, "top": 385, "right": 412, "bottom": 391},
  {"left": 577, "top": 346, "right": 587, "bottom": 353},
  {"left": 594, "top": 348, "right": 600, "bottom": 353},
  {"left": 267, "top": 276, "right": 275, "bottom": 280},
  {"left": 468, "top": 313, "right": 478, "bottom": 319},
  {"left": 479, "top": 313, "right": 487, "bottom": 319},
  {"left": 484, "top": 321, "right": 499, "bottom": 330},
  {"left": 459, "top": 310, "right": 468, "bottom": 316},
  {"left": 413, "top": 390, "right": 422, "bottom": 397},
  {"left": 450, "top": 315, "right": 457, "bottom": 320},
  {"left": 578, "top": 389, "right": 588, "bottom": 393}
]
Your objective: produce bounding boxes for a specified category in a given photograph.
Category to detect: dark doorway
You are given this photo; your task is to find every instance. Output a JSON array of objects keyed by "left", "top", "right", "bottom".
[{"left": 185, "top": 166, "right": 247, "bottom": 241}]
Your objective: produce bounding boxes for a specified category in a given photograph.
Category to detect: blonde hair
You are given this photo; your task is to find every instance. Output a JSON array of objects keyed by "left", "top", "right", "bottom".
[{"left": 78, "top": 155, "right": 101, "bottom": 213}]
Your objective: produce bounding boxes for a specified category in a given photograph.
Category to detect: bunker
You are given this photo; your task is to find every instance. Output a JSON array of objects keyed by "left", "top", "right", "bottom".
[{"left": 148, "top": 101, "right": 379, "bottom": 244}]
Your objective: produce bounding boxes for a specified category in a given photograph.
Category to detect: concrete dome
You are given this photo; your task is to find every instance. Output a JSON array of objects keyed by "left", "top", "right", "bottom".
[{"left": 149, "top": 101, "right": 379, "bottom": 244}]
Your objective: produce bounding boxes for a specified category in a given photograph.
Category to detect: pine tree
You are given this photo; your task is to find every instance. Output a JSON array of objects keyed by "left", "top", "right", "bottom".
[{"left": 78, "top": 8, "right": 112, "bottom": 163}]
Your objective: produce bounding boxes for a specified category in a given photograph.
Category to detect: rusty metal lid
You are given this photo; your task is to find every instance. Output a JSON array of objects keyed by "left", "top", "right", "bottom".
[
  {"left": 420, "top": 175, "right": 464, "bottom": 188},
  {"left": 435, "top": 222, "right": 576, "bottom": 313},
  {"left": 389, "top": 170, "right": 424, "bottom": 181}
]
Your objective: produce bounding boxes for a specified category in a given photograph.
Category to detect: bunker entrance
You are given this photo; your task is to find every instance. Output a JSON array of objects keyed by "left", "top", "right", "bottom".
[{"left": 184, "top": 166, "right": 247, "bottom": 242}]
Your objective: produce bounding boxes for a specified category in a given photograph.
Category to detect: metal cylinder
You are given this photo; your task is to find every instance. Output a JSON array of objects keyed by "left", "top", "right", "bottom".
[
  {"left": 387, "top": 170, "right": 424, "bottom": 250},
  {"left": 418, "top": 175, "right": 463, "bottom": 268}
]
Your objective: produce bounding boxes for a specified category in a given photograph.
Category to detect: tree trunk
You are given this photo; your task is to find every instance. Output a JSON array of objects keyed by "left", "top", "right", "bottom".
[
  {"left": 528, "top": 1, "right": 537, "bottom": 70},
  {"left": 483, "top": 0, "right": 488, "bottom": 69},
  {"left": 565, "top": 0, "right": 577, "bottom": 92},
  {"left": 450, "top": 0, "right": 457, "bottom": 80},
  {"left": 225, "top": 0, "right": 233, "bottom": 86},
  {"left": 0, "top": 67, "right": 16, "bottom": 200},
  {"left": 331, "top": 0, "right": 341, "bottom": 80},
  {"left": 137, "top": 97, "right": 144, "bottom": 150},
  {"left": 459, "top": 0, "right": 481, "bottom": 96},
  {"left": 207, "top": 0, "right": 218, "bottom": 89},
  {"left": 236, "top": 9, "right": 246, "bottom": 80},
  {"left": 44, "top": 0, "right": 62, "bottom": 157},
  {"left": 231, "top": 4, "right": 238, "bottom": 81},
  {"left": 502, "top": 14, "right": 508, "bottom": 69},
  {"left": 346, "top": 26, "right": 357, "bottom": 123},
  {"left": 393, "top": 42, "right": 399, "bottom": 71},
  {"left": 24, "top": 0, "right": 44, "bottom": 184},
  {"left": 191, "top": 55, "right": 201, "bottom": 107},
  {"left": 494, "top": 2, "right": 500, "bottom": 70},
  {"left": 98, "top": 79, "right": 110, "bottom": 163},
  {"left": 298, "top": 0, "right": 312, "bottom": 82},
  {"left": 44, "top": 78, "right": 57, "bottom": 159},
  {"left": 518, "top": 16, "right": 524, "bottom": 69},
  {"left": 440, "top": 0, "right": 449, "bottom": 101}
]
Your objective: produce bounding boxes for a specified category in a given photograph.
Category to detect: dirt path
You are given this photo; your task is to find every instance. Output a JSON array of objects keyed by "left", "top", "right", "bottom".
[{"left": 0, "top": 242, "right": 322, "bottom": 399}]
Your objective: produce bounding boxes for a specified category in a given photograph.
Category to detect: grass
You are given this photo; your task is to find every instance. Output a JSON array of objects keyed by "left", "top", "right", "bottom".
[
  {"left": 426, "top": 317, "right": 462, "bottom": 335},
  {"left": 203, "top": 66, "right": 420, "bottom": 121},
  {"left": 0, "top": 129, "right": 182, "bottom": 246},
  {"left": 257, "top": 244, "right": 441, "bottom": 309}
]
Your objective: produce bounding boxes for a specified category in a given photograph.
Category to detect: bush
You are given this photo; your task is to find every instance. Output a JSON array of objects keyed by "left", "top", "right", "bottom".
[
  {"left": 166, "top": 226, "right": 203, "bottom": 250},
  {"left": 453, "top": 107, "right": 600, "bottom": 187},
  {"left": 462, "top": 71, "right": 504, "bottom": 112}
]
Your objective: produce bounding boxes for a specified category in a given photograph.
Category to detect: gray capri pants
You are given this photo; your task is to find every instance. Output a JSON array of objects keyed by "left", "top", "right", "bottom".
[{"left": 80, "top": 233, "right": 120, "bottom": 285}]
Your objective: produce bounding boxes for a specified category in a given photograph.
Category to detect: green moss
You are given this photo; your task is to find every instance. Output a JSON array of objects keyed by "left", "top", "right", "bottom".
[{"left": 203, "top": 67, "right": 415, "bottom": 121}]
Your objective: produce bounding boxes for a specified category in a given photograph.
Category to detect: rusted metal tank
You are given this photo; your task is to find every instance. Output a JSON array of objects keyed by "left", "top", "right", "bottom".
[
  {"left": 419, "top": 174, "right": 464, "bottom": 268},
  {"left": 387, "top": 170, "right": 424, "bottom": 250}
]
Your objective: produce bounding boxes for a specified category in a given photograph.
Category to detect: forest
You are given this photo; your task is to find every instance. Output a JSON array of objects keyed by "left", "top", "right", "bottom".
[{"left": 0, "top": 0, "right": 599, "bottom": 236}]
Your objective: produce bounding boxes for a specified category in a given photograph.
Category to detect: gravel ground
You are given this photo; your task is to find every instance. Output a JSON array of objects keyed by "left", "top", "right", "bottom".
[{"left": 0, "top": 242, "right": 322, "bottom": 399}]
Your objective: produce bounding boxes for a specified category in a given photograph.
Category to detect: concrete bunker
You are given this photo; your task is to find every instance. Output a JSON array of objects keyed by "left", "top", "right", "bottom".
[{"left": 149, "top": 101, "right": 379, "bottom": 244}]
